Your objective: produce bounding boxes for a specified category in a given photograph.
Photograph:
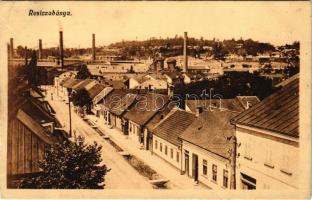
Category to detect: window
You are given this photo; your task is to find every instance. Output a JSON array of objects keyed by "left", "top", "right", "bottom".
[
  {"left": 212, "top": 164, "right": 217, "bottom": 182},
  {"left": 165, "top": 145, "right": 168, "bottom": 155},
  {"left": 203, "top": 159, "right": 207, "bottom": 175},
  {"left": 160, "top": 143, "right": 162, "bottom": 152},
  {"left": 176, "top": 152, "right": 180, "bottom": 162},
  {"left": 264, "top": 144, "right": 274, "bottom": 168},
  {"left": 244, "top": 142, "right": 252, "bottom": 160},
  {"left": 223, "top": 170, "right": 228, "bottom": 188},
  {"left": 155, "top": 140, "right": 158, "bottom": 150},
  {"left": 281, "top": 145, "right": 292, "bottom": 175},
  {"left": 263, "top": 183, "right": 270, "bottom": 189},
  {"left": 129, "top": 123, "right": 132, "bottom": 132},
  {"left": 170, "top": 148, "right": 173, "bottom": 159}
]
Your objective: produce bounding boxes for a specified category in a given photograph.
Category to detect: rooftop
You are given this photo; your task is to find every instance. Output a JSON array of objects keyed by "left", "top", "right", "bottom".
[
  {"left": 110, "top": 93, "right": 138, "bottom": 116},
  {"left": 123, "top": 93, "right": 170, "bottom": 125},
  {"left": 180, "top": 110, "right": 237, "bottom": 159},
  {"left": 145, "top": 101, "right": 179, "bottom": 132},
  {"left": 87, "top": 83, "right": 106, "bottom": 99},
  {"left": 232, "top": 77, "right": 299, "bottom": 138},
  {"left": 153, "top": 108, "right": 196, "bottom": 146}
]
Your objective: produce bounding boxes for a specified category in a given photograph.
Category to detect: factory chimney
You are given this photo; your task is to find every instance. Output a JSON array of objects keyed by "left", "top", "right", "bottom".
[
  {"left": 183, "top": 32, "right": 188, "bottom": 73},
  {"left": 38, "top": 39, "right": 43, "bottom": 59},
  {"left": 92, "top": 33, "right": 96, "bottom": 62},
  {"left": 7, "top": 43, "right": 10, "bottom": 61},
  {"left": 10, "top": 38, "right": 14, "bottom": 59},
  {"left": 59, "top": 31, "right": 64, "bottom": 68},
  {"left": 24, "top": 46, "right": 28, "bottom": 66}
]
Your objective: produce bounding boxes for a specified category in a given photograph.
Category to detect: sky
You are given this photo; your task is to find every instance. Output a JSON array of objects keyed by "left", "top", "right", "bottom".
[{"left": 0, "top": 1, "right": 310, "bottom": 49}]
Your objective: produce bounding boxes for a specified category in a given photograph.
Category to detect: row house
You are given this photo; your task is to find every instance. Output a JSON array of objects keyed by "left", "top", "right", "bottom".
[
  {"left": 89, "top": 85, "right": 113, "bottom": 116},
  {"left": 101, "top": 89, "right": 127, "bottom": 127},
  {"left": 109, "top": 93, "right": 138, "bottom": 134},
  {"left": 54, "top": 71, "right": 77, "bottom": 93},
  {"left": 143, "top": 101, "right": 179, "bottom": 151},
  {"left": 71, "top": 79, "right": 97, "bottom": 94},
  {"left": 232, "top": 77, "right": 299, "bottom": 190},
  {"left": 179, "top": 110, "right": 237, "bottom": 189},
  {"left": 123, "top": 93, "right": 169, "bottom": 148},
  {"left": 152, "top": 108, "right": 196, "bottom": 170},
  {"left": 59, "top": 79, "right": 83, "bottom": 101},
  {"left": 59, "top": 78, "right": 97, "bottom": 103}
]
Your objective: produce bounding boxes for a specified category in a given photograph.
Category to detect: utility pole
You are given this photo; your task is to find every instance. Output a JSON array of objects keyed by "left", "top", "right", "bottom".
[{"left": 67, "top": 88, "right": 72, "bottom": 137}]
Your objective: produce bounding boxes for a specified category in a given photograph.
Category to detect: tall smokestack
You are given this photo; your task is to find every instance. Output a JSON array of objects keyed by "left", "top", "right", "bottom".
[
  {"left": 25, "top": 46, "right": 28, "bottom": 66},
  {"left": 59, "top": 31, "right": 64, "bottom": 67},
  {"left": 7, "top": 43, "right": 10, "bottom": 61},
  {"left": 10, "top": 38, "right": 14, "bottom": 59},
  {"left": 39, "top": 39, "right": 42, "bottom": 59},
  {"left": 92, "top": 33, "right": 96, "bottom": 62},
  {"left": 183, "top": 32, "right": 188, "bottom": 73}
]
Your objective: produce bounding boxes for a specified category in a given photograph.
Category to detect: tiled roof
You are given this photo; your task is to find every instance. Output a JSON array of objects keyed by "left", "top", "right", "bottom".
[
  {"left": 72, "top": 79, "right": 96, "bottom": 91},
  {"left": 123, "top": 93, "right": 170, "bottom": 125},
  {"left": 145, "top": 102, "right": 179, "bottom": 131},
  {"left": 110, "top": 93, "right": 137, "bottom": 116},
  {"left": 62, "top": 79, "right": 83, "bottom": 89},
  {"left": 186, "top": 98, "right": 246, "bottom": 113},
  {"left": 232, "top": 78, "right": 299, "bottom": 138},
  {"left": 236, "top": 96, "right": 260, "bottom": 110},
  {"left": 102, "top": 90, "right": 127, "bottom": 111},
  {"left": 275, "top": 73, "right": 299, "bottom": 88},
  {"left": 180, "top": 110, "right": 237, "bottom": 159},
  {"left": 92, "top": 86, "right": 114, "bottom": 105},
  {"left": 87, "top": 83, "right": 106, "bottom": 99},
  {"left": 153, "top": 109, "right": 196, "bottom": 146}
]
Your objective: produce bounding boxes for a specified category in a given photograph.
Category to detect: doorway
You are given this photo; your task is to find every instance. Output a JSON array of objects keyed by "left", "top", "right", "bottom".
[
  {"left": 192, "top": 153, "right": 199, "bottom": 182},
  {"left": 185, "top": 151, "right": 189, "bottom": 176}
]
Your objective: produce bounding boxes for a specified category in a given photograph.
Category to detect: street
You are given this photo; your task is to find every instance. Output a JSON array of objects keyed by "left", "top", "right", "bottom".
[{"left": 45, "top": 86, "right": 152, "bottom": 189}]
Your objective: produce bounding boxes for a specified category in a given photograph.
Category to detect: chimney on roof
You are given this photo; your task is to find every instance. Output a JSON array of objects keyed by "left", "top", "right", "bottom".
[
  {"left": 38, "top": 39, "right": 42, "bottom": 59},
  {"left": 7, "top": 43, "right": 10, "bottom": 61},
  {"left": 92, "top": 33, "right": 96, "bottom": 62},
  {"left": 59, "top": 31, "right": 64, "bottom": 68},
  {"left": 195, "top": 106, "right": 203, "bottom": 117},
  {"left": 10, "top": 38, "right": 14, "bottom": 59},
  {"left": 246, "top": 101, "right": 252, "bottom": 109},
  {"left": 183, "top": 32, "right": 188, "bottom": 73}
]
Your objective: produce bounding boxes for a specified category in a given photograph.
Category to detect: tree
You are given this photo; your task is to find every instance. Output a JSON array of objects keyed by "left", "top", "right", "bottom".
[
  {"left": 18, "top": 137, "right": 107, "bottom": 189},
  {"left": 76, "top": 64, "right": 91, "bottom": 79},
  {"left": 72, "top": 89, "right": 92, "bottom": 111},
  {"left": 26, "top": 50, "right": 38, "bottom": 86},
  {"left": 212, "top": 42, "right": 227, "bottom": 60}
]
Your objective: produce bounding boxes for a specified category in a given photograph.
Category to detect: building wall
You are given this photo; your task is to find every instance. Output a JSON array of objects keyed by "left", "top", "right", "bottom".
[
  {"left": 182, "top": 141, "right": 231, "bottom": 189},
  {"left": 235, "top": 126, "right": 299, "bottom": 189},
  {"left": 128, "top": 120, "right": 142, "bottom": 144},
  {"left": 109, "top": 113, "right": 116, "bottom": 127},
  {"left": 153, "top": 135, "right": 181, "bottom": 170},
  {"left": 7, "top": 119, "right": 47, "bottom": 176},
  {"left": 115, "top": 116, "right": 122, "bottom": 130},
  {"left": 128, "top": 78, "right": 140, "bottom": 89},
  {"left": 140, "top": 79, "right": 168, "bottom": 90}
]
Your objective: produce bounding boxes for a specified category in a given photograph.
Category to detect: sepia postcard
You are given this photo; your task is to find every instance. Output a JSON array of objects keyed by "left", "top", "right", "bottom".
[{"left": 0, "top": 1, "right": 311, "bottom": 199}]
